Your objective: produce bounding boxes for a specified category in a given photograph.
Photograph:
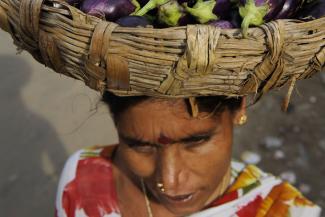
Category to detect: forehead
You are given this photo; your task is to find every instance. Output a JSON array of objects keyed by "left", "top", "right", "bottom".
[{"left": 116, "top": 99, "right": 229, "bottom": 143}]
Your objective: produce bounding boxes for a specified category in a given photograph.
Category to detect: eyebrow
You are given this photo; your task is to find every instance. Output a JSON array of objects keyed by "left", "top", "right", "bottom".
[
  {"left": 119, "top": 135, "right": 156, "bottom": 147},
  {"left": 119, "top": 128, "right": 216, "bottom": 147}
]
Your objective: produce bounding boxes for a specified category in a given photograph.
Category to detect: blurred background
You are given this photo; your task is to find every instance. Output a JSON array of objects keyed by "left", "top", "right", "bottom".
[{"left": 0, "top": 29, "right": 324, "bottom": 217}]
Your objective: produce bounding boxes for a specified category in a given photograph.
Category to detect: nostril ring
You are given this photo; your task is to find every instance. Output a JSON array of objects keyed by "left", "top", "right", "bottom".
[{"left": 157, "top": 183, "right": 165, "bottom": 192}]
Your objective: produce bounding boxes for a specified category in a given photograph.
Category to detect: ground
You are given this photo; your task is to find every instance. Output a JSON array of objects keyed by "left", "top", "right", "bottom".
[
  {"left": 233, "top": 75, "right": 325, "bottom": 212},
  {"left": 0, "top": 30, "right": 324, "bottom": 217}
]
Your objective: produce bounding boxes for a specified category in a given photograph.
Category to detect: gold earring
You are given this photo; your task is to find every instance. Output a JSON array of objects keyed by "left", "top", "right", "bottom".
[
  {"left": 157, "top": 183, "right": 165, "bottom": 192},
  {"left": 238, "top": 114, "right": 247, "bottom": 125}
]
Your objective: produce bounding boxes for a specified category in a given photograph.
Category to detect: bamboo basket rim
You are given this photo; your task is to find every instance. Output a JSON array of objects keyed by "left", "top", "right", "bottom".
[{"left": 0, "top": 0, "right": 324, "bottom": 110}]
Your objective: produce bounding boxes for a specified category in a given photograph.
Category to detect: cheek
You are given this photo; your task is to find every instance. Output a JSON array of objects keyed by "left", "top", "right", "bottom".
[
  {"left": 205, "top": 137, "right": 232, "bottom": 184},
  {"left": 196, "top": 141, "right": 232, "bottom": 175},
  {"left": 185, "top": 130, "right": 233, "bottom": 185},
  {"left": 119, "top": 147, "right": 157, "bottom": 177}
]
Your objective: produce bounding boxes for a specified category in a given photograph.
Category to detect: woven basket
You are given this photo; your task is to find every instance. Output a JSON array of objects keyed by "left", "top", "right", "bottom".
[{"left": 0, "top": 0, "right": 324, "bottom": 101}]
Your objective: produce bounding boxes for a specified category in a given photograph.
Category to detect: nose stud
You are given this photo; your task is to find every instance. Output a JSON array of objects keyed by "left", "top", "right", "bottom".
[{"left": 157, "top": 183, "right": 165, "bottom": 192}]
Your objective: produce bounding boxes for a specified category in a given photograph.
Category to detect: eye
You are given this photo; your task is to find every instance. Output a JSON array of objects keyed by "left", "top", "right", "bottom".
[
  {"left": 119, "top": 136, "right": 157, "bottom": 154},
  {"left": 128, "top": 143, "right": 157, "bottom": 154},
  {"left": 186, "top": 135, "right": 211, "bottom": 147}
]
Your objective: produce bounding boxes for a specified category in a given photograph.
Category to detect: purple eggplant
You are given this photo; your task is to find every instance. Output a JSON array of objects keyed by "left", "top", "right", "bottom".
[
  {"left": 137, "top": 0, "right": 150, "bottom": 6},
  {"left": 208, "top": 20, "right": 235, "bottom": 28},
  {"left": 213, "top": 0, "right": 233, "bottom": 19},
  {"left": 275, "top": 0, "right": 306, "bottom": 19},
  {"left": 229, "top": 7, "right": 243, "bottom": 28},
  {"left": 183, "top": 0, "right": 232, "bottom": 24},
  {"left": 239, "top": 0, "right": 286, "bottom": 37},
  {"left": 297, "top": 0, "right": 325, "bottom": 19},
  {"left": 157, "top": 0, "right": 193, "bottom": 26},
  {"left": 65, "top": 0, "right": 84, "bottom": 9},
  {"left": 116, "top": 15, "right": 151, "bottom": 27},
  {"left": 66, "top": 0, "right": 82, "bottom": 7},
  {"left": 81, "top": 0, "right": 140, "bottom": 21},
  {"left": 177, "top": 0, "right": 196, "bottom": 7}
]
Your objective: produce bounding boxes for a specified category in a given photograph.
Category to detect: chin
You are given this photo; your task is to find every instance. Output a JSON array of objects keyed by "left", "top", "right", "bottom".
[{"left": 165, "top": 205, "right": 200, "bottom": 217}]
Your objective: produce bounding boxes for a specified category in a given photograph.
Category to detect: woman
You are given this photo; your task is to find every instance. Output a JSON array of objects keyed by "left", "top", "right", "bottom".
[{"left": 55, "top": 92, "right": 321, "bottom": 217}]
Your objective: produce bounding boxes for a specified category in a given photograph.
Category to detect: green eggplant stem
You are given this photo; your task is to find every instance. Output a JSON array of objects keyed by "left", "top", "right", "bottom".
[
  {"left": 131, "top": 0, "right": 141, "bottom": 12},
  {"left": 183, "top": 0, "right": 218, "bottom": 24},
  {"left": 241, "top": 14, "right": 254, "bottom": 37},
  {"left": 239, "top": 0, "right": 268, "bottom": 37},
  {"left": 135, "top": 0, "right": 170, "bottom": 16},
  {"left": 159, "top": 1, "right": 183, "bottom": 26}
]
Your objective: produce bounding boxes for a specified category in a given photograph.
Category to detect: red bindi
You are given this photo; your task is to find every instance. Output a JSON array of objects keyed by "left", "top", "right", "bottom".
[{"left": 158, "top": 134, "right": 174, "bottom": 145}]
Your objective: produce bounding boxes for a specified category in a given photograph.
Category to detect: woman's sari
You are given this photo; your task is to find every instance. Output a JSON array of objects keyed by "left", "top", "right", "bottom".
[{"left": 55, "top": 146, "right": 321, "bottom": 217}]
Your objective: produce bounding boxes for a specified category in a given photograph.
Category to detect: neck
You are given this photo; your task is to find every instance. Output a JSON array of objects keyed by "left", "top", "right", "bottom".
[
  {"left": 204, "top": 167, "right": 232, "bottom": 206},
  {"left": 112, "top": 151, "right": 151, "bottom": 217}
]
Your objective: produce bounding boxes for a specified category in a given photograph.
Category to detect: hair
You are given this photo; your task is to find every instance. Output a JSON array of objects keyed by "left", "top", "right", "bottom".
[{"left": 102, "top": 91, "right": 242, "bottom": 123}]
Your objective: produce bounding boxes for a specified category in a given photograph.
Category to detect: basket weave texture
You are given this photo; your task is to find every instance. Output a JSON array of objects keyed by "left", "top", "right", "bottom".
[{"left": 0, "top": 0, "right": 324, "bottom": 99}]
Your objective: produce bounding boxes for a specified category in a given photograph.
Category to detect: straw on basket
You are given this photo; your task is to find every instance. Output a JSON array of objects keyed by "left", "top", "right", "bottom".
[{"left": 0, "top": 0, "right": 324, "bottom": 103}]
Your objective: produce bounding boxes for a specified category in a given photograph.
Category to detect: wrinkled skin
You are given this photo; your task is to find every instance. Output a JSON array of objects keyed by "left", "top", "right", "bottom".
[{"left": 112, "top": 98, "right": 245, "bottom": 217}]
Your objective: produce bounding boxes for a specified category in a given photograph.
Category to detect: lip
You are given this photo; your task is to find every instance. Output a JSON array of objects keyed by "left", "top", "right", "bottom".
[{"left": 161, "top": 192, "right": 196, "bottom": 205}]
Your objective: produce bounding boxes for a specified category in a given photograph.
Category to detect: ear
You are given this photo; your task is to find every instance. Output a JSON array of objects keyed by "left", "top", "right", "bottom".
[{"left": 233, "top": 97, "right": 247, "bottom": 125}]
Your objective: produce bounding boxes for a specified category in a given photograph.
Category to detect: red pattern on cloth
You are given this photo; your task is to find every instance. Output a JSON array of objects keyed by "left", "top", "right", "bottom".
[
  {"left": 236, "top": 195, "right": 263, "bottom": 217},
  {"left": 208, "top": 190, "right": 239, "bottom": 207},
  {"left": 61, "top": 157, "right": 119, "bottom": 217}
]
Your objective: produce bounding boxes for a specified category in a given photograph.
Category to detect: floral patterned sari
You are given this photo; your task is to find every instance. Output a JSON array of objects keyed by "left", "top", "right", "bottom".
[{"left": 55, "top": 145, "right": 321, "bottom": 217}]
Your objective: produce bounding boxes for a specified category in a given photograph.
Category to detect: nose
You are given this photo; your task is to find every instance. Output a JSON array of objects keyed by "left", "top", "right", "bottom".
[{"left": 157, "top": 145, "right": 188, "bottom": 195}]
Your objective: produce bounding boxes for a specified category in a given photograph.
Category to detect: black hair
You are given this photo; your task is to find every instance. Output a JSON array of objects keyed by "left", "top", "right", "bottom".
[{"left": 102, "top": 91, "right": 242, "bottom": 123}]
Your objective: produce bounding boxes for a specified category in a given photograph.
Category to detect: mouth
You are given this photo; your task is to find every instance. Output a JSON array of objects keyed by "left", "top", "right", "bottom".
[{"left": 161, "top": 192, "right": 196, "bottom": 204}]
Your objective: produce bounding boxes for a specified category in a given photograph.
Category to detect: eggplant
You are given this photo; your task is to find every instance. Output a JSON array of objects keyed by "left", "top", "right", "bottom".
[
  {"left": 177, "top": 0, "right": 196, "bottom": 7},
  {"left": 157, "top": 0, "right": 193, "bottom": 26},
  {"left": 275, "top": 0, "right": 306, "bottom": 19},
  {"left": 213, "top": 0, "right": 233, "bottom": 19},
  {"left": 137, "top": 0, "right": 150, "bottom": 6},
  {"left": 80, "top": 0, "right": 140, "bottom": 21},
  {"left": 66, "top": 0, "right": 83, "bottom": 8},
  {"left": 116, "top": 15, "right": 151, "bottom": 27},
  {"left": 228, "top": 7, "right": 243, "bottom": 28},
  {"left": 296, "top": 0, "right": 325, "bottom": 19},
  {"left": 183, "top": 0, "right": 232, "bottom": 24},
  {"left": 208, "top": 19, "right": 235, "bottom": 28},
  {"left": 239, "top": 0, "right": 286, "bottom": 37}
]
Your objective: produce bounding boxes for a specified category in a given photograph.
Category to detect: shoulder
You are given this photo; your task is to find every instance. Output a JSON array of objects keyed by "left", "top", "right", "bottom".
[
  {"left": 259, "top": 181, "right": 322, "bottom": 217},
  {"left": 231, "top": 162, "right": 322, "bottom": 217},
  {"left": 200, "top": 162, "right": 322, "bottom": 217},
  {"left": 55, "top": 146, "right": 120, "bottom": 217}
]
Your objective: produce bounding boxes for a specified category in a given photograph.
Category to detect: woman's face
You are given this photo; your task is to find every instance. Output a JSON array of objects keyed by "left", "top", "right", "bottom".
[{"left": 114, "top": 99, "right": 243, "bottom": 216}]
